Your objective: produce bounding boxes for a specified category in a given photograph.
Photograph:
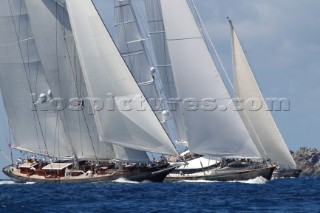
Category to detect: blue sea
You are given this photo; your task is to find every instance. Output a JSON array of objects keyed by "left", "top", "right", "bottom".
[{"left": 0, "top": 177, "right": 319, "bottom": 212}]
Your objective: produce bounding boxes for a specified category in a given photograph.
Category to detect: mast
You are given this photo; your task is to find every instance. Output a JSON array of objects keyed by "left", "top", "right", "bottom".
[
  {"left": 143, "top": 0, "right": 188, "bottom": 144},
  {"left": 114, "top": 0, "right": 183, "bottom": 152},
  {"left": 230, "top": 19, "right": 297, "bottom": 169}
]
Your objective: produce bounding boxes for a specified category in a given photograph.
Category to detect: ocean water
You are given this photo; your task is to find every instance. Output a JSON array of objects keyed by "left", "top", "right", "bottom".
[{"left": 0, "top": 177, "right": 319, "bottom": 213}]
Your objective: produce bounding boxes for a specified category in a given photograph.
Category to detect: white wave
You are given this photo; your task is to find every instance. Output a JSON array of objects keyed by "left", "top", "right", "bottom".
[
  {"left": 178, "top": 179, "right": 218, "bottom": 183},
  {"left": 0, "top": 180, "right": 36, "bottom": 185},
  {"left": 113, "top": 178, "right": 140, "bottom": 184},
  {"left": 0, "top": 180, "right": 16, "bottom": 185},
  {"left": 230, "top": 176, "right": 268, "bottom": 184},
  {"left": 25, "top": 182, "right": 35, "bottom": 185}
]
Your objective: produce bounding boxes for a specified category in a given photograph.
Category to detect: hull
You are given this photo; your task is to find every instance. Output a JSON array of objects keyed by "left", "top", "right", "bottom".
[
  {"left": 2, "top": 165, "right": 175, "bottom": 183},
  {"left": 166, "top": 165, "right": 276, "bottom": 182},
  {"left": 272, "top": 168, "right": 301, "bottom": 179}
]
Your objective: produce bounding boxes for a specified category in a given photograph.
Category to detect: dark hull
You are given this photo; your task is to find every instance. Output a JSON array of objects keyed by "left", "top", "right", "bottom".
[
  {"left": 166, "top": 165, "right": 276, "bottom": 182},
  {"left": 2, "top": 165, "right": 176, "bottom": 183},
  {"left": 272, "top": 168, "right": 301, "bottom": 179}
]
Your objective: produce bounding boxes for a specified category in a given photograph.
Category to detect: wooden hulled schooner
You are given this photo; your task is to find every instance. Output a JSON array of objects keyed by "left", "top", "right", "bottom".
[{"left": 1, "top": 0, "right": 178, "bottom": 183}]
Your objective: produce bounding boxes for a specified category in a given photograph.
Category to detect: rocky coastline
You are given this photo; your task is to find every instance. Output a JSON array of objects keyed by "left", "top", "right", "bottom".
[{"left": 293, "top": 147, "right": 320, "bottom": 176}]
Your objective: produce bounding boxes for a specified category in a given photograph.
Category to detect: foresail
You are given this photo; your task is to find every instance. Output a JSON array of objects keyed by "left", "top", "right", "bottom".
[
  {"left": 159, "top": 0, "right": 261, "bottom": 158},
  {"left": 231, "top": 26, "right": 296, "bottom": 169},
  {"left": 66, "top": 0, "right": 177, "bottom": 156},
  {"left": 24, "top": 0, "right": 116, "bottom": 160},
  {"left": 0, "top": 0, "right": 73, "bottom": 158}
]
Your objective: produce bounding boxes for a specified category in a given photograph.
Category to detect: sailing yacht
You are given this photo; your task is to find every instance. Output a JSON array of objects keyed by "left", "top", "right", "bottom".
[
  {"left": 1, "top": 0, "right": 177, "bottom": 183},
  {"left": 115, "top": 0, "right": 276, "bottom": 181},
  {"left": 229, "top": 20, "right": 301, "bottom": 178}
]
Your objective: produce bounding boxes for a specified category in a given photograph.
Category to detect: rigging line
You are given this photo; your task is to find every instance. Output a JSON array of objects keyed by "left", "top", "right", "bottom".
[
  {"left": 54, "top": 3, "right": 79, "bottom": 162},
  {"left": 57, "top": 113, "right": 60, "bottom": 160},
  {"left": 7, "top": 0, "right": 50, "bottom": 157},
  {"left": 8, "top": 121, "right": 13, "bottom": 164},
  {"left": 116, "top": 0, "right": 135, "bottom": 79},
  {"left": 92, "top": 0, "right": 179, "bottom": 155},
  {"left": 143, "top": 0, "right": 185, "bottom": 149},
  {"left": 57, "top": 4, "right": 98, "bottom": 161},
  {"left": 128, "top": 0, "right": 180, "bottom": 152},
  {"left": 190, "top": 0, "right": 235, "bottom": 93},
  {"left": 150, "top": 0, "right": 183, "bottom": 141},
  {"left": 57, "top": 5, "right": 82, "bottom": 157}
]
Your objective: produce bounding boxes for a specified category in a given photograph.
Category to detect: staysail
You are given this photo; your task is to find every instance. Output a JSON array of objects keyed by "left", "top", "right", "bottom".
[
  {"left": 0, "top": 0, "right": 73, "bottom": 158},
  {"left": 159, "top": 0, "right": 260, "bottom": 158},
  {"left": 66, "top": 0, "right": 177, "bottom": 156},
  {"left": 231, "top": 22, "right": 296, "bottom": 168}
]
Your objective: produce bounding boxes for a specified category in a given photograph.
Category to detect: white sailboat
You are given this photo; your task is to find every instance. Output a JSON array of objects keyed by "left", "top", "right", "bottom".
[
  {"left": 117, "top": 0, "right": 276, "bottom": 181},
  {"left": 1, "top": 0, "right": 177, "bottom": 183},
  {"left": 229, "top": 19, "right": 301, "bottom": 178}
]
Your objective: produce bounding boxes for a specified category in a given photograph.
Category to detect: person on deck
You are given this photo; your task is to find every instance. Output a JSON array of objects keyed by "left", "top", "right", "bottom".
[
  {"left": 65, "top": 167, "right": 70, "bottom": 178},
  {"left": 86, "top": 170, "right": 93, "bottom": 178}
]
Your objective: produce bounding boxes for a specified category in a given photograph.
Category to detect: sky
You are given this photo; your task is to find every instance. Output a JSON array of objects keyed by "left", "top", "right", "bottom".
[{"left": 1, "top": 0, "right": 319, "bottom": 178}]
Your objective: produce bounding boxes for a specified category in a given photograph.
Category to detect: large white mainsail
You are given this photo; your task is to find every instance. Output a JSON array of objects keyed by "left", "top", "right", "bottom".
[
  {"left": 24, "top": 0, "right": 116, "bottom": 160},
  {"left": 159, "top": 0, "right": 260, "bottom": 158},
  {"left": 230, "top": 22, "right": 296, "bottom": 169},
  {"left": 0, "top": 0, "right": 73, "bottom": 158},
  {"left": 65, "top": 0, "right": 177, "bottom": 156}
]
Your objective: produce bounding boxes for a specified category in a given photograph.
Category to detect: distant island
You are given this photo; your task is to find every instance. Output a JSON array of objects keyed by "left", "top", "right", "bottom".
[{"left": 292, "top": 147, "right": 320, "bottom": 176}]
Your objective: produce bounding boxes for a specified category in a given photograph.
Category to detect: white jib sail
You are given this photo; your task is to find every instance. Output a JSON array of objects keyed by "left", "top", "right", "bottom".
[
  {"left": 66, "top": 0, "right": 177, "bottom": 156},
  {"left": 231, "top": 26, "right": 296, "bottom": 169}
]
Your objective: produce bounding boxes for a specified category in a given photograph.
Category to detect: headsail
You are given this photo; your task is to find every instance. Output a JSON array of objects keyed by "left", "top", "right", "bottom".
[
  {"left": 66, "top": 0, "right": 177, "bottom": 156},
  {"left": 159, "top": 0, "right": 261, "bottom": 158},
  {"left": 230, "top": 21, "right": 296, "bottom": 169}
]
